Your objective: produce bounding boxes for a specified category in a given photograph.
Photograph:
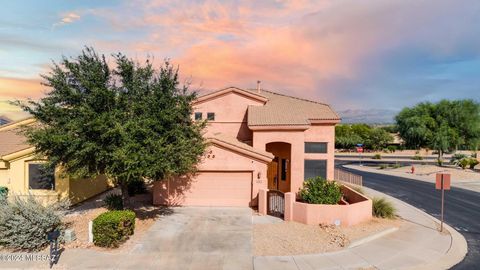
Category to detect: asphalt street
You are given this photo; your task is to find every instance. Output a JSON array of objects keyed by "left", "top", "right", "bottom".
[{"left": 341, "top": 164, "right": 480, "bottom": 270}]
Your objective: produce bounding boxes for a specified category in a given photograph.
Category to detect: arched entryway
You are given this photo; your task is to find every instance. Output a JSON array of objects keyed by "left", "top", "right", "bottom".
[{"left": 266, "top": 142, "right": 291, "bottom": 193}]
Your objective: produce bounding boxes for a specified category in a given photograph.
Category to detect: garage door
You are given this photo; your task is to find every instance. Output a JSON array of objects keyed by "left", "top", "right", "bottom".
[{"left": 181, "top": 171, "right": 252, "bottom": 207}]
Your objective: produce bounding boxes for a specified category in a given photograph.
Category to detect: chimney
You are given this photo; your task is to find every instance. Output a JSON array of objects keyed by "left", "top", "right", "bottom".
[{"left": 256, "top": 80, "right": 261, "bottom": 93}]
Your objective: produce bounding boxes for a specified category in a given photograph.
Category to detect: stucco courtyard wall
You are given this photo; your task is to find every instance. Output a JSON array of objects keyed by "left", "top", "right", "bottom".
[{"left": 284, "top": 185, "right": 372, "bottom": 226}]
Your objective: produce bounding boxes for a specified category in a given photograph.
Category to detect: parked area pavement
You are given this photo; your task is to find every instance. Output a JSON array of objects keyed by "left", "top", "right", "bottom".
[
  {"left": 345, "top": 164, "right": 480, "bottom": 193},
  {"left": 254, "top": 187, "right": 467, "bottom": 270}
]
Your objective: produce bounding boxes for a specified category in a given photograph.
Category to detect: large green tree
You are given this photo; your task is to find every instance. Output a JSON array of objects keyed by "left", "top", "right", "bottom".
[
  {"left": 17, "top": 48, "right": 207, "bottom": 207},
  {"left": 395, "top": 99, "right": 480, "bottom": 159},
  {"left": 335, "top": 124, "right": 393, "bottom": 150}
]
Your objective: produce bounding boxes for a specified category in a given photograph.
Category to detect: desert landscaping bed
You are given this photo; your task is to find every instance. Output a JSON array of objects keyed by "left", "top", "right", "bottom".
[
  {"left": 63, "top": 204, "right": 166, "bottom": 251},
  {"left": 253, "top": 217, "right": 403, "bottom": 256},
  {"left": 379, "top": 164, "right": 480, "bottom": 181}
]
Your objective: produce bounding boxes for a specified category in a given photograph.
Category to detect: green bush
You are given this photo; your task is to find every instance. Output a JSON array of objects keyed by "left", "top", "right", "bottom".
[
  {"left": 0, "top": 187, "right": 8, "bottom": 203},
  {"left": 387, "top": 146, "right": 397, "bottom": 153},
  {"left": 372, "top": 197, "right": 396, "bottom": 219},
  {"left": 0, "top": 195, "right": 68, "bottom": 251},
  {"left": 412, "top": 155, "right": 423, "bottom": 160},
  {"left": 451, "top": 153, "right": 468, "bottom": 164},
  {"left": 392, "top": 163, "right": 401, "bottom": 169},
  {"left": 93, "top": 210, "right": 136, "bottom": 248},
  {"left": 372, "top": 154, "right": 382, "bottom": 160},
  {"left": 299, "top": 177, "right": 342, "bottom": 205},
  {"left": 127, "top": 179, "right": 147, "bottom": 196},
  {"left": 104, "top": 193, "right": 124, "bottom": 210},
  {"left": 437, "top": 158, "right": 444, "bottom": 167},
  {"left": 379, "top": 164, "right": 387, "bottom": 169},
  {"left": 469, "top": 158, "right": 479, "bottom": 169}
]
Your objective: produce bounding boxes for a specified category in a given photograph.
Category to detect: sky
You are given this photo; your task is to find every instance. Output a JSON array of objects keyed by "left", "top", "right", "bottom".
[{"left": 1, "top": 0, "right": 480, "bottom": 121}]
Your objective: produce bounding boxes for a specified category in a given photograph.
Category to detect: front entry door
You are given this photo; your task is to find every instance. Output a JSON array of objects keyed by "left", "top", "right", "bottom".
[{"left": 267, "top": 159, "right": 278, "bottom": 190}]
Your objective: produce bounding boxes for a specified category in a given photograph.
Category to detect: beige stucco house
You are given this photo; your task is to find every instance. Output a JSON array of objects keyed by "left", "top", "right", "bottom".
[
  {"left": 0, "top": 119, "right": 112, "bottom": 205},
  {"left": 153, "top": 87, "right": 340, "bottom": 208}
]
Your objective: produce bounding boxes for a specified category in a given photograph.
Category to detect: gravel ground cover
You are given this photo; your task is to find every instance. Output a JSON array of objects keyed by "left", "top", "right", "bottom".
[{"left": 253, "top": 217, "right": 402, "bottom": 256}]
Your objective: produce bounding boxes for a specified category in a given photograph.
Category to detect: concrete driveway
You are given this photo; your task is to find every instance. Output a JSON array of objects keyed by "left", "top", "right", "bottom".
[{"left": 129, "top": 207, "right": 253, "bottom": 269}]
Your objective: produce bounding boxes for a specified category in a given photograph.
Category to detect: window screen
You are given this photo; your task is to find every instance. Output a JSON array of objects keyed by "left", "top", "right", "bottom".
[
  {"left": 29, "top": 164, "right": 55, "bottom": 190},
  {"left": 304, "top": 160, "right": 327, "bottom": 180},
  {"left": 207, "top": 112, "right": 215, "bottom": 121},
  {"left": 305, "top": 142, "right": 327, "bottom": 153},
  {"left": 194, "top": 112, "right": 202, "bottom": 120}
]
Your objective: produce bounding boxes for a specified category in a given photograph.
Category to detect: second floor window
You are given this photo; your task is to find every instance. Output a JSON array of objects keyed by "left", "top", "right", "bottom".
[
  {"left": 207, "top": 112, "right": 215, "bottom": 121},
  {"left": 305, "top": 142, "right": 328, "bottom": 153},
  {"left": 195, "top": 112, "right": 202, "bottom": 120}
]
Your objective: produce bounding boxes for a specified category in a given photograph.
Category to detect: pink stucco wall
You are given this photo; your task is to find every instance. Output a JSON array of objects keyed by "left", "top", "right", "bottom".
[
  {"left": 252, "top": 125, "right": 336, "bottom": 195},
  {"left": 193, "top": 92, "right": 264, "bottom": 141},
  {"left": 284, "top": 185, "right": 372, "bottom": 226},
  {"left": 304, "top": 124, "right": 336, "bottom": 180},
  {"left": 253, "top": 130, "right": 305, "bottom": 194},
  {"left": 153, "top": 143, "right": 269, "bottom": 207}
]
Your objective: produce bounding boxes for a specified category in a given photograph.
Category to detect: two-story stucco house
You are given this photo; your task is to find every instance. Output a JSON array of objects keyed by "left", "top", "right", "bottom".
[{"left": 153, "top": 87, "right": 340, "bottom": 207}]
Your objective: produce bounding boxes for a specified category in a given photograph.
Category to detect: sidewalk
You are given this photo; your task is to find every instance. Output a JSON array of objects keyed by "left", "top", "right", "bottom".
[
  {"left": 344, "top": 164, "right": 480, "bottom": 193},
  {"left": 254, "top": 187, "right": 467, "bottom": 270}
]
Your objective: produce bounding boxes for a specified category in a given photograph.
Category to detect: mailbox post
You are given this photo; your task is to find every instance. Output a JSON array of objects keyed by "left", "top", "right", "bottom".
[
  {"left": 435, "top": 173, "right": 451, "bottom": 232},
  {"left": 47, "top": 229, "right": 60, "bottom": 268}
]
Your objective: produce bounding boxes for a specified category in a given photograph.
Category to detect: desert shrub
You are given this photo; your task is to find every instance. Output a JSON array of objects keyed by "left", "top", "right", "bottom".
[
  {"left": 372, "top": 154, "right": 381, "bottom": 160},
  {"left": 0, "top": 195, "right": 68, "bottom": 251},
  {"left": 469, "top": 158, "right": 479, "bottom": 169},
  {"left": 0, "top": 187, "right": 8, "bottom": 203},
  {"left": 372, "top": 197, "right": 396, "bottom": 219},
  {"left": 379, "top": 164, "right": 387, "bottom": 169},
  {"left": 437, "top": 158, "right": 444, "bottom": 167},
  {"left": 93, "top": 210, "right": 136, "bottom": 248},
  {"left": 127, "top": 178, "right": 147, "bottom": 196},
  {"left": 412, "top": 155, "right": 423, "bottom": 160},
  {"left": 104, "top": 193, "right": 124, "bottom": 210},
  {"left": 299, "top": 177, "right": 342, "bottom": 205},
  {"left": 451, "top": 153, "right": 468, "bottom": 164}
]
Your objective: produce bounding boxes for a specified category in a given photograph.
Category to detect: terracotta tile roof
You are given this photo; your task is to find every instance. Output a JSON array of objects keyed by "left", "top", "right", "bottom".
[
  {"left": 0, "top": 128, "right": 30, "bottom": 157},
  {"left": 207, "top": 133, "right": 274, "bottom": 160},
  {"left": 246, "top": 89, "right": 341, "bottom": 126}
]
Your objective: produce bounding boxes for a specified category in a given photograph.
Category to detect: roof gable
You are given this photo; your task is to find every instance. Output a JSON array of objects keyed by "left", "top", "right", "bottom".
[
  {"left": 207, "top": 133, "right": 273, "bottom": 162},
  {"left": 193, "top": 87, "right": 268, "bottom": 105}
]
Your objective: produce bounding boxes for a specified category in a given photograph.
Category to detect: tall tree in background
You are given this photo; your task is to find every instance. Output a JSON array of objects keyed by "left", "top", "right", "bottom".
[
  {"left": 396, "top": 100, "right": 480, "bottom": 159},
  {"left": 335, "top": 124, "right": 393, "bottom": 150},
  {"left": 17, "top": 48, "right": 207, "bottom": 207}
]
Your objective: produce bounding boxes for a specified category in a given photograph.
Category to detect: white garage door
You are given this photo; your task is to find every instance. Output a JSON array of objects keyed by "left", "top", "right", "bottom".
[{"left": 182, "top": 171, "right": 252, "bottom": 207}]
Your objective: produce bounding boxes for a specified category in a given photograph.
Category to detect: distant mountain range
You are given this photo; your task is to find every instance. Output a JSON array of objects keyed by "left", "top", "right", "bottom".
[{"left": 337, "top": 109, "right": 398, "bottom": 124}]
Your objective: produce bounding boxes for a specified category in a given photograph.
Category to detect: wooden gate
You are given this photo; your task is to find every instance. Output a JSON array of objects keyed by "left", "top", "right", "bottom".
[{"left": 267, "top": 190, "right": 285, "bottom": 218}]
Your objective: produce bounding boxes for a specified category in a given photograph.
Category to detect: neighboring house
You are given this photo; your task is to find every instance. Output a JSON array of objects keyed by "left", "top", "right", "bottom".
[
  {"left": 0, "top": 118, "right": 112, "bottom": 205},
  {"left": 0, "top": 116, "right": 12, "bottom": 126},
  {"left": 154, "top": 87, "right": 340, "bottom": 207}
]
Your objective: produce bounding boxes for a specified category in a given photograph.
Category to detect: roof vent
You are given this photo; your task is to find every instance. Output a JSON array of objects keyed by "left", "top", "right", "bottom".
[{"left": 256, "top": 80, "right": 261, "bottom": 93}]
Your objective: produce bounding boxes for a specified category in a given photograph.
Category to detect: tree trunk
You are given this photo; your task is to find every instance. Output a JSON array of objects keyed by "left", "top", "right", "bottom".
[
  {"left": 437, "top": 149, "right": 443, "bottom": 166},
  {"left": 119, "top": 181, "right": 131, "bottom": 209}
]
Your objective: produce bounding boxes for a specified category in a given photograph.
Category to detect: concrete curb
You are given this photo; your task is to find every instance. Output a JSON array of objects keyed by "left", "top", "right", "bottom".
[
  {"left": 347, "top": 227, "right": 399, "bottom": 248},
  {"left": 360, "top": 185, "right": 468, "bottom": 270}
]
